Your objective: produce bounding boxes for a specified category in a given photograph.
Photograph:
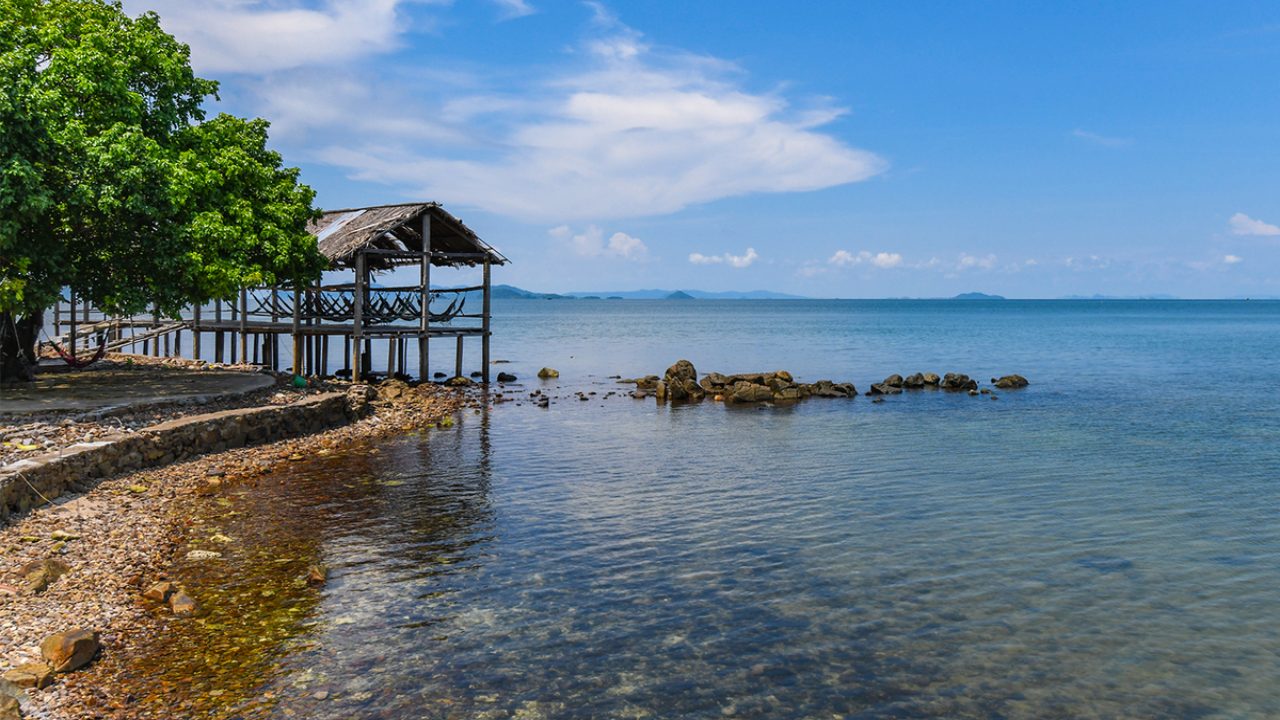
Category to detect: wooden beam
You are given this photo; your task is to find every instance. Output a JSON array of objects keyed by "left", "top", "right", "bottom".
[
  {"left": 192, "top": 304, "right": 202, "bottom": 360},
  {"left": 455, "top": 335, "right": 463, "bottom": 379},
  {"left": 353, "top": 251, "right": 366, "bottom": 382},
  {"left": 291, "top": 287, "right": 302, "bottom": 376},
  {"left": 419, "top": 213, "right": 431, "bottom": 381},
  {"left": 482, "top": 256, "right": 491, "bottom": 384},
  {"left": 238, "top": 289, "right": 248, "bottom": 364}
]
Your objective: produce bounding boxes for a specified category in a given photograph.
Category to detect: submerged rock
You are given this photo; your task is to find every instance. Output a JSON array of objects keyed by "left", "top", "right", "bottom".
[
  {"left": 169, "top": 590, "right": 199, "bottom": 617},
  {"left": 537, "top": 367, "right": 559, "bottom": 379},
  {"left": 40, "top": 629, "right": 99, "bottom": 673},
  {"left": 496, "top": 372, "right": 517, "bottom": 383},
  {"left": 3, "top": 662, "right": 53, "bottom": 690},
  {"left": 142, "top": 581, "right": 175, "bottom": 602}
]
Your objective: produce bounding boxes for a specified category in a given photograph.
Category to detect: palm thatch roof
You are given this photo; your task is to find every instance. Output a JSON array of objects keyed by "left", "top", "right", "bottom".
[{"left": 308, "top": 202, "right": 508, "bottom": 269}]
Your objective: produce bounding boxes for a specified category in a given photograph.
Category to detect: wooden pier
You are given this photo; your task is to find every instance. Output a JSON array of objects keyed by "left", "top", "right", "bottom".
[{"left": 47, "top": 202, "right": 508, "bottom": 383}]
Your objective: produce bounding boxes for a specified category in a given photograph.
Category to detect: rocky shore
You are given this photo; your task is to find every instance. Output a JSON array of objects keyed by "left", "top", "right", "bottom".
[
  {"left": 0, "top": 379, "right": 475, "bottom": 720},
  {"left": 621, "top": 360, "right": 1028, "bottom": 405}
]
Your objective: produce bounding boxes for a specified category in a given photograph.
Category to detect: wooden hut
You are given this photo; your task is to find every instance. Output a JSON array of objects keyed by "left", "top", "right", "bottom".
[{"left": 50, "top": 202, "right": 508, "bottom": 383}]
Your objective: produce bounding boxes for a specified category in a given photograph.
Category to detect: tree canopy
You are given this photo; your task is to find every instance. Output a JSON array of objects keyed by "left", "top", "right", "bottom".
[{"left": 0, "top": 0, "right": 326, "bottom": 323}]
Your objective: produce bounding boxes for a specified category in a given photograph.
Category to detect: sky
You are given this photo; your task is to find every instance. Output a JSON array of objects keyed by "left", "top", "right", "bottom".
[{"left": 122, "top": 0, "right": 1280, "bottom": 298}]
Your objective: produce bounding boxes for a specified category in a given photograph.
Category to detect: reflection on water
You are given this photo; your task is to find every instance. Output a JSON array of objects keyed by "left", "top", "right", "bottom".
[{"left": 116, "top": 301, "right": 1280, "bottom": 718}]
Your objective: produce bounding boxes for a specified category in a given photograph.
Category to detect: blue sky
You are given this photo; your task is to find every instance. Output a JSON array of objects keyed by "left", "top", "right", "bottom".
[{"left": 125, "top": 1, "right": 1280, "bottom": 298}]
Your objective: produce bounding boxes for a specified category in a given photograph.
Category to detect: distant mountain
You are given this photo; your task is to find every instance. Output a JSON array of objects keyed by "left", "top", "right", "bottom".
[
  {"left": 1059, "top": 294, "right": 1180, "bottom": 300},
  {"left": 563, "top": 288, "right": 809, "bottom": 300},
  {"left": 952, "top": 292, "right": 1006, "bottom": 300},
  {"left": 485, "top": 284, "right": 565, "bottom": 299}
]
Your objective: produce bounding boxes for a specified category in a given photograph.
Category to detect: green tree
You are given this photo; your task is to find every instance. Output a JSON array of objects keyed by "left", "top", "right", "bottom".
[{"left": 0, "top": 0, "right": 325, "bottom": 382}]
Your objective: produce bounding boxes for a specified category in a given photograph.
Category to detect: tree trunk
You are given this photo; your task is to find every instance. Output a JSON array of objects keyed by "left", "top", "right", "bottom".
[{"left": 0, "top": 311, "right": 41, "bottom": 383}]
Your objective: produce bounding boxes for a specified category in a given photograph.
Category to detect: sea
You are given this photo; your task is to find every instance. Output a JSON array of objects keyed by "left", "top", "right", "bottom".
[{"left": 120, "top": 299, "right": 1280, "bottom": 718}]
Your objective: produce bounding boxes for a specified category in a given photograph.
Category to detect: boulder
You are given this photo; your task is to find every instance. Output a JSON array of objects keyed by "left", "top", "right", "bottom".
[
  {"left": 447, "top": 376, "right": 474, "bottom": 387},
  {"left": 940, "top": 373, "right": 978, "bottom": 391},
  {"left": 921, "top": 372, "right": 941, "bottom": 386},
  {"left": 993, "top": 374, "right": 1029, "bottom": 389},
  {"left": 866, "top": 383, "right": 903, "bottom": 396},
  {"left": 0, "top": 682, "right": 19, "bottom": 720},
  {"left": 537, "top": 367, "right": 559, "bottom": 379},
  {"left": 21, "top": 559, "right": 69, "bottom": 595},
  {"left": 39, "top": 629, "right": 99, "bottom": 673},
  {"left": 307, "top": 565, "right": 328, "bottom": 585},
  {"left": 883, "top": 374, "right": 904, "bottom": 388},
  {"left": 699, "top": 372, "right": 732, "bottom": 393},
  {"left": 731, "top": 382, "right": 774, "bottom": 403},
  {"left": 3, "top": 663, "right": 52, "bottom": 690},
  {"left": 902, "top": 373, "right": 926, "bottom": 389},
  {"left": 662, "top": 360, "right": 705, "bottom": 402},
  {"left": 496, "top": 372, "right": 517, "bottom": 383}
]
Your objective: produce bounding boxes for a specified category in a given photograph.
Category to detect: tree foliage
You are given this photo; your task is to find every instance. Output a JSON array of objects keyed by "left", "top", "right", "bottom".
[{"left": 0, "top": 0, "right": 326, "bottom": 323}]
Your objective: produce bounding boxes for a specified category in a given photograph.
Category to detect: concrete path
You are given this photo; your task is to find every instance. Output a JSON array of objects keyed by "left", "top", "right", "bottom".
[{"left": 1, "top": 365, "right": 275, "bottom": 418}]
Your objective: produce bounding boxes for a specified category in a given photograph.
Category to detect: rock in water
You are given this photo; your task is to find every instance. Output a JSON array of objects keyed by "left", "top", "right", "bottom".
[
  {"left": 169, "top": 590, "right": 199, "bottom": 616},
  {"left": 40, "top": 629, "right": 99, "bottom": 673},
  {"left": 3, "top": 662, "right": 53, "bottom": 690},
  {"left": 883, "top": 374, "right": 904, "bottom": 388},
  {"left": 921, "top": 372, "right": 941, "bottom": 386},
  {"left": 21, "top": 559, "right": 70, "bottom": 595},
  {"left": 537, "top": 367, "right": 559, "bottom": 379},
  {"left": 0, "top": 684, "right": 20, "bottom": 720},
  {"left": 731, "top": 382, "right": 773, "bottom": 403},
  {"left": 496, "top": 372, "right": 517, "bottom": 382},
  {"left": 993, "top": 374, "right": 1029, "bottom": 389},
  {"left": 902, "top": 373, "right": 926, "bottom": 389},
  {"left": 142, "top": 581, "right": 175, "bottom": 602},
  {"left": 307, "top": 564, "right": 329, "bottom": 585},
  {"left": 662, "top": 360, "right": 705, "bottom": 402},
  {"left": 940, "top": 373, "right": 978, "bottom": 391}
]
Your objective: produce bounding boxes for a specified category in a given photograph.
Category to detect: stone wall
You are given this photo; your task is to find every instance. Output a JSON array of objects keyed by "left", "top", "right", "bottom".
[{"left": 0, "top": 392, "right": 355, "bottom": 524}]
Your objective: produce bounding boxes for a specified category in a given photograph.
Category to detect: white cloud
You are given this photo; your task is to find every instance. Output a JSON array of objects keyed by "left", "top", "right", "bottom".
[
  {"left": 958, "top": 253, "right": 997, "bottom": 270},
  {"left": 1071, "top": 129, "right": 1132, "bottom": 148},
  {"left": 124, "top": 0, "right": 421, "bottom": 74},
  {"left": 828, "top": 250, "right": 902, "bottom": 268},
  {"left": 1229, "top": 213, "right": 1280, "bottom": 236},
  {"left": 689, "top": 247, "right": 758, "bottom": 268},
  {"left": 1223, "top": 254, "right": 1243, "bottom": 264},
  {"left": 550, "top": 224, "right": 647, "bottom": 260},
  {"left": 150, "top": 2, "right": 887, "bottom": 222}
]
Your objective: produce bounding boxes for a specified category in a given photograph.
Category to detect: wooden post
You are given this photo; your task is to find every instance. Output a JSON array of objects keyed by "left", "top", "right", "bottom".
[
  {"left": 419, "top": 214, "right": 431, "bottom": 381},
  {"left": 482, "top": 257, "right": 492, "bottom": 384},
  {"left": 238, "top": 288, "right": 248, "bottom": 364},
  {"left": 215, "top": 299, "right": 224, "bottom": 363},
  {"left": 152, "top": 305, "right": 160, "bottom": 357},
  {"left": 69, "top": 290, "right": 77, "bottom": 359},
  {"left": 455, "top": 335, "right": 463, "bottom": 379},
  {"left": 291, "top": 286, "right": 302, "bottom": 377},
  {"left": 193, "top": 304, "right": 202, "bottom": 360},
  {"left": 353, "top": 252, "right": 366, "bottom": 382},
  {"left": 53, "top": 297, "right": 60, "bottom": 339},
  {"left": 387, "top": 336, "right": 396, "bottom": 378},
  {"left": 320, "top": 335, "right": 329, "bottom": 377},
  {"left": 270, "top": 286, "right": 280, "bottom": 370}
]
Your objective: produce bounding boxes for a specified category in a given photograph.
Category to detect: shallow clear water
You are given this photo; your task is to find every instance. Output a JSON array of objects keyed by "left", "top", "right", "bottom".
[{"left": 130, "top": 300, "right": 1280, "bottom": 718}]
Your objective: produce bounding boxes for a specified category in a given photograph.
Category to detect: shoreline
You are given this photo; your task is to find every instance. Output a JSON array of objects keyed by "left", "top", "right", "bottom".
[{"left": 0, "top": 375, "right": 477, "bottom": 719}]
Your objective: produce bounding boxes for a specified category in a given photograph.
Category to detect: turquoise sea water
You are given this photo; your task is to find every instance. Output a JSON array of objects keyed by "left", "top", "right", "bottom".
[{"left": 149, "top": 300, "right": 1280, "bottom": 718}]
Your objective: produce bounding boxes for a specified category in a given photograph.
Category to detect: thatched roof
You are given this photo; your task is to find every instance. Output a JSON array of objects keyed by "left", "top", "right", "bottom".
[{"left": 308, "top": 202, "right": 508, "bottom": 269}]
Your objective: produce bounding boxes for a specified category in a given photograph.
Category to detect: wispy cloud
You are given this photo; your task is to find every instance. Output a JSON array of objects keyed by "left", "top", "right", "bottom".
[
  {"left": 828, "top": 250, "right": 902, "bottom": 268},
  {"left": 550, "top": 224, "right": 648, "bottom": 260},
  {"left": 493, "top": 0, "right": 535, "bottom": 20},
  {"left": 1071, "top": 129, "right": 1132, "bottom": 148},
  {"left": 689, "top": 247, "right": 759, "bottom": 268},
  {"left": 135, "top": 2, "right": 887, "bottom": 222},
  {"left": 124, "top": 0, "right": 423, "bottom": 74},
  {"left": 1223, "top": 254, "right": 1243, "bottom": 264},
  {"left": 1229, "top": 212, "right": 1280, "bottom": 236}
]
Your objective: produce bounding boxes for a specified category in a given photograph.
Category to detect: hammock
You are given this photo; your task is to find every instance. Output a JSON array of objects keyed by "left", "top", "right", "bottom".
[{"left": 49, "top": 333, "right": 107, "bottom": 369}]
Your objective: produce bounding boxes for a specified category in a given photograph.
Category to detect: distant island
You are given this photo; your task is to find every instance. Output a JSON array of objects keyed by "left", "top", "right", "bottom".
[{"left": 952, "top": 292, "right": 1006, "bottom": 300}]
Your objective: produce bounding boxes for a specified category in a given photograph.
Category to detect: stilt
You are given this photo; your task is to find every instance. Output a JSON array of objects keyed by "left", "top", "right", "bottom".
[
  {"left": 193, "top": 304, "right": 202, "bottom": 361},
  {"left": 215, "top": 300, "right": 224, "bottom": 364},
  {"left": 482, "top": 258, "right": 491, "bottom": 383},
  {"left": 455, "top": 336, "right": 463, "bottom": 379},
  {"left": 291, "top": 287, "right": 302, "bottom": 377},
  {"left": 387, "top": 337, "right": 396, "bottom": 378},
  {"left": 320, "top": 335, "right": 329, "bottom": 377},
  {"left": 238, "top": 289, "right": 248, "bottom": 364},
  {"left": 419, "top": 214, "right": 431, "bottom": 381}
]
